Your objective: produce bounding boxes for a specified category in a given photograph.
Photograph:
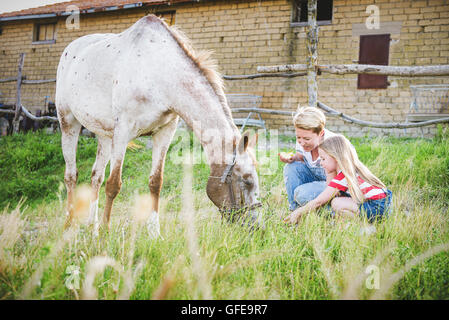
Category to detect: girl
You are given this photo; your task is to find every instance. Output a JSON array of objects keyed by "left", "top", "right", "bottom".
[{"left": 284, "top": 134, "right": 393, "bottom": 224}]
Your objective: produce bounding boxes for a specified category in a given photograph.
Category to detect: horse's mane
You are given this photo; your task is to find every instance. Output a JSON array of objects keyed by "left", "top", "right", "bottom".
[{"left": 154, "top": 16, "right": 235, "bottom": 126}]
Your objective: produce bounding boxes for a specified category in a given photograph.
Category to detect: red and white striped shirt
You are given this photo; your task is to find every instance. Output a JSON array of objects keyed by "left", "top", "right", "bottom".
[{"left": 328, "top": 171, "right": 387, "bottom": 201}]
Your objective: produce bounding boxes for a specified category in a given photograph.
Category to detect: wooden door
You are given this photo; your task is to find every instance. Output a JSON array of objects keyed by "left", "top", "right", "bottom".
[{"left": 358, "top": 34, "right": 390, "bottom": 89}]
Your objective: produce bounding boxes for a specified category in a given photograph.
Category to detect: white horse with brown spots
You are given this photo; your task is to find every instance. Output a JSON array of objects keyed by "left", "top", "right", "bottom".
[{"left": 55, "top": 15, "right": 263, "bottom": 236}]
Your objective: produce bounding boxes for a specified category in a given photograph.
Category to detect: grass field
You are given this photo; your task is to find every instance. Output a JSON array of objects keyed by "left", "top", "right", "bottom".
[{"left": 0, "top": 128, "right": 448, "bottom": 300}]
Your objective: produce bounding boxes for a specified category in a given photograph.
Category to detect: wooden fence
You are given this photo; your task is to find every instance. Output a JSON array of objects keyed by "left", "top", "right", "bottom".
[
  {"left": 226, "top": 0, "right": 449, "bottom": 130},
  {"left": 0, "top": 52, "right": 57, "bottom": 134}
]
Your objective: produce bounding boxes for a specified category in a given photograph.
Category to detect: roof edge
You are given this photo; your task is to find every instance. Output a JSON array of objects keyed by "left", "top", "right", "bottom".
[{"left": 0, "top": 1, "right": 194, "bottom": 22}]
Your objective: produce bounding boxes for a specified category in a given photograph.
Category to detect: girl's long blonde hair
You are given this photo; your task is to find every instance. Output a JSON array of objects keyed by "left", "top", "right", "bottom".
[{"left": 319, "top": 135, "right": 386, "bottom": 204}]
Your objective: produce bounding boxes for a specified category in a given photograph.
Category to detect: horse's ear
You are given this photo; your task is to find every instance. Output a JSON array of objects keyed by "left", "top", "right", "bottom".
[
  {"left": 248, "top": 132, "right": 258, "bottom": 149},
  {"left": 238, "top": 129, "right": 257, "bottom": 154}
]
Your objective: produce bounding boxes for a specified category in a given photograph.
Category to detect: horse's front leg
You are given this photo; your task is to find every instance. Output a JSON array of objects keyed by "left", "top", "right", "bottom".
[
  {"left": 103, "top": 122, "right": 129, "bottom": 231},
  {"left": 147, "top": 117, "right": 179, "bottom": 239}
]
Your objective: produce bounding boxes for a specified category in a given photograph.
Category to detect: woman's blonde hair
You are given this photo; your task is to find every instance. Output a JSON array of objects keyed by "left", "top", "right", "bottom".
[
  {"left": 319, "top": 134, "right": 386, "bottom": 204},
  {"left": 293, "top": 106, "right": 326, "bottom": 134}
]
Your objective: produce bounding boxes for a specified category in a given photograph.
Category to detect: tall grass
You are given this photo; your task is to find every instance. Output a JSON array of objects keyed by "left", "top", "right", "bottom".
[{"left": 0, "top": 129, "right": 448, "bottom": 299}]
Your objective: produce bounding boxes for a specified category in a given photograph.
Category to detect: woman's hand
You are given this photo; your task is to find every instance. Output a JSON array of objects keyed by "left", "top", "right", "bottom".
[{"left": 279, "top": 152, "right": 301, "bottom": 164}]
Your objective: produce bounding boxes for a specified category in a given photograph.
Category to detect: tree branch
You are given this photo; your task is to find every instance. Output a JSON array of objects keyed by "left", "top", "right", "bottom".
[
  {"left": 223, "top": 72, "right": 306, "bottom": 80},
  {"left": 0, "top": 105, "right": 58, "bottom": 122},
  {"left": 317, "top": 101, "right": 449, "bottom": 128}
]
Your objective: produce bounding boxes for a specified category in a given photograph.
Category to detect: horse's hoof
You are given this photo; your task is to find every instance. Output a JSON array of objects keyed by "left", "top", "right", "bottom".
[
  {"left": 87, "top": 216, "right": 99, "bottom": 235},
  {"left": 98, "top": 220, "right": 111, "bottom": 235},
  {"left": 63, "top": 217, "right": 73, "bottom": 230},
  {"left": 147, "top": 211, "right": 162, "bottom": 240},
  {"left": 91, "top": 222, "right": 100, "bottom": 238}
]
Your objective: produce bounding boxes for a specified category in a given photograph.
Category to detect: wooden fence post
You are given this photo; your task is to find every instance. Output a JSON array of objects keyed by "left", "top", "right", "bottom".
[
  {"left": 12, "top": 53, "right": 25, "bottom": 134},
  {"left": 306, "top": 0, "right": 318, "bottom": 109}
]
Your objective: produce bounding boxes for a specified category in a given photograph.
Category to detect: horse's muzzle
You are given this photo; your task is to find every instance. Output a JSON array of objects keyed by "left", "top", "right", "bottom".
[{"left": 220, "top": 202, "right": 265, "bottom": 231}]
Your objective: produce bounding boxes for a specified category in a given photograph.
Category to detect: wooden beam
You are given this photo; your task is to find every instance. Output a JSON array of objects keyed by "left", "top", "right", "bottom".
[
  {"left": 0, "top": 77, "right": 56, "bottom": 84},
  {"left": 0, "top": 109, "right": 15, "bottom": 115},
  {"left": 257, "top": 64, "right": 305, "bottom": 73},
  {"left": 22, "top": 79, "right": 56, "bottom": 84},
  {"left": 12, "top": 53, "right": 25, "bottom": 133},
  {"left": 231, "top": 107, "right": 293, "bottom": 116},
  {"left": 0, "top": 77, "right": 19, "bottom": 83},
  {"left": 306, "top": 0, "right": 318, "bottom": 108},
  {"left": 320, "top": 64, "right": 449, "bottom": 76},
  {"left": 257, "top": 63, "right": 449, "bottom": 76}
]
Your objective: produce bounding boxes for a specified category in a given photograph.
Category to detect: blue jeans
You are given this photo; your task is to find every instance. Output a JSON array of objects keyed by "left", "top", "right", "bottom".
[
  {"left": 360, "top": 189, "right": 393, "bottom": 222},
  {"left": 283, "top": 161, "right": 327, "bottom": 210}
]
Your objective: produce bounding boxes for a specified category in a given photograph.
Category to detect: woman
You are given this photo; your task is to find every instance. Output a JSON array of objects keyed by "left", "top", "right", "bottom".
[{"left": 280, "top": 106, "right": 336, "bottom": 211}]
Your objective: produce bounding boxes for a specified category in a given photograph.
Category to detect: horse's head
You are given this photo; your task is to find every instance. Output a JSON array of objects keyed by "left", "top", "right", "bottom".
[{"left": 206, "top": 130, "right": 264, "bottom": 230}]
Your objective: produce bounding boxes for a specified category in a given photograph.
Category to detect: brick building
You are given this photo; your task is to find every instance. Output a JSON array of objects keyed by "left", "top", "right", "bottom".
[{"left": 0, "top": 0, "right": 448, "bottom": 137}]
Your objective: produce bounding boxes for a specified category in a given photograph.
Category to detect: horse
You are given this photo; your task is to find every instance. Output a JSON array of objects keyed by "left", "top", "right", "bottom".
[{"left": 55, "top": 15, "right": 263, "bottom": 236}]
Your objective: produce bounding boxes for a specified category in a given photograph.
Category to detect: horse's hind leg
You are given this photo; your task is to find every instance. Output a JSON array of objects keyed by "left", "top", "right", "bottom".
[
  {"left": 89, "top": 136, "right": 111, "bottom": 233},
  {"left": 59, "top": 112, "right": 82, "bottom": 229},
  {"left": 147, "top": 116, "right": 179, "bottom": 238},
  {"left": 103, "top": 122, "right": 129, "bottom": 230}
]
